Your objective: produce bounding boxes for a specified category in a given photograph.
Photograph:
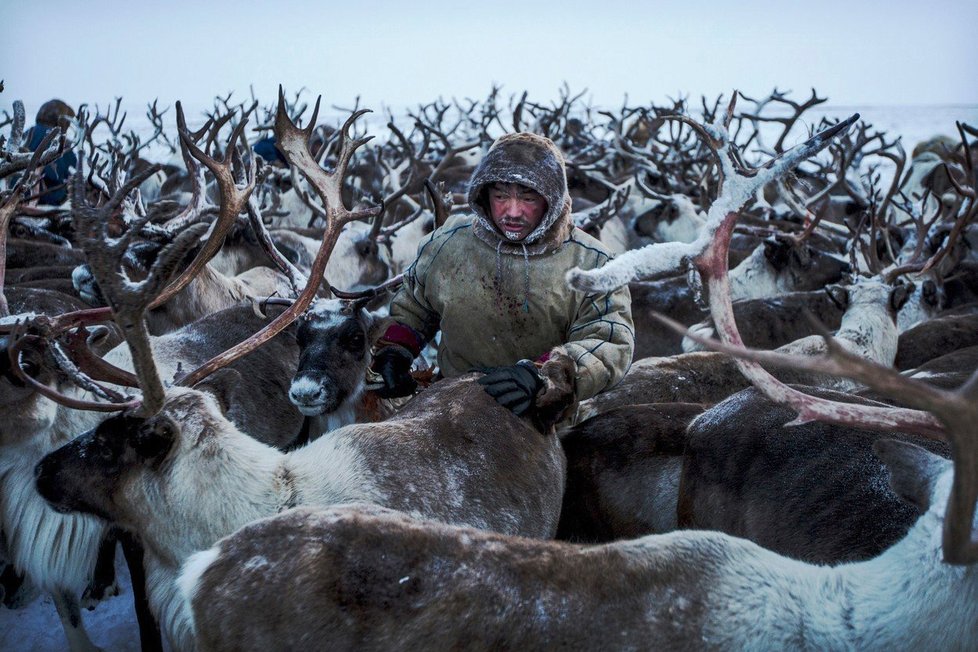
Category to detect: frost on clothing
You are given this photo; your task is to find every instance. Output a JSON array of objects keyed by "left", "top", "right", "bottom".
[{"left": 386, "top": 133, "right": 634, "bottom": 401}]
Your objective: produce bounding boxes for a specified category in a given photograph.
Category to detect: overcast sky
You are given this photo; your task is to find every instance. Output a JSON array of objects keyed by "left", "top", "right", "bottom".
[{"left": 3, "top": 0, "right": 976, "bottom": 119}]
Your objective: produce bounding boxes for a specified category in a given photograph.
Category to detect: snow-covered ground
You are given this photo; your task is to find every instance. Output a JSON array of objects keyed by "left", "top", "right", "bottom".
[
  {"left": 0, "top": 544, "right": 146, "bottom": 651},
  {"left": 1, "top": 102, "right": 975, "bottom": 651}
]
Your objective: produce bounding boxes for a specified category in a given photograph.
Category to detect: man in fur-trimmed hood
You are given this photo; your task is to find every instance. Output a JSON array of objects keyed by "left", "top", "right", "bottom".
[{"left": 373, "top": 133, "right": 633, "bottom": 425}]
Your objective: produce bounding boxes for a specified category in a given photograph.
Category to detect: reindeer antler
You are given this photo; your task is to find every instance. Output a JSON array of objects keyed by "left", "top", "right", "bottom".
[
  {"left": 152, "top": 101, "right": 261, "bottom": 307},
  {"left": 661, "top": 312, "right": 975, "bottom": 565},
  {"left": 567, "top": 104, "right": 859, "bottom": 292},
  {"left": 70, "top": 160, "right": 199, "bottom": 415},
  {"left": 174, "top": 86, "right": 381, "bottom": 388}
]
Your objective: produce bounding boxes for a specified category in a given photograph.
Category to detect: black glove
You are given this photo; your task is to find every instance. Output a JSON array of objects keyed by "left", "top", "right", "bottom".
[
  {"left": 477, "top": 360, "right": 543, "bottom": 416},
  {"left": 372, "top": 346, "right": 418, "bottom": 399}
]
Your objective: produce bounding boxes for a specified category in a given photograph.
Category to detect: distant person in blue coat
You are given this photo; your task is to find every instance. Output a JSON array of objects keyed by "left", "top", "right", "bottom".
[
  {"left": 24, "top": 99, "right": 77, "bottom": 205},
  {"left": 253, "top": 136, "right": 287, "bottom": 168}
]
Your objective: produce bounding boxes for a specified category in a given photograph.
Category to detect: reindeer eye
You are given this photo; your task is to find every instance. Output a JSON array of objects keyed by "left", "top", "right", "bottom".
[
  {"left": 19, "top": 359, "right": 39, "bottom": 377},
  {"left": 97, "top": 440, "right": 115, "bottom": 461},
  {"left": 356, "top": 241, "right": 374, "bottom": 257},
  {"left": 339, "top": 325, "right": 365, "bottom": 352}
]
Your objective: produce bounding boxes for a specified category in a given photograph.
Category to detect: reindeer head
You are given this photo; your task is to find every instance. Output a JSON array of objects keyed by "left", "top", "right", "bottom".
[
  {"left": 34, "top": 378, "right": 257, "bottom": 561},
  {"left": 289, "top": 298, "right": 390, "bottom": 417},
  {"left": 0, "top": 317, "right": 119, "bottom": 446},
  {"left": 762, "top": 236, "right": 851, "bottom": 291},
  {"left": 0, "top": 330, "right": 62, "bottom": 444}
]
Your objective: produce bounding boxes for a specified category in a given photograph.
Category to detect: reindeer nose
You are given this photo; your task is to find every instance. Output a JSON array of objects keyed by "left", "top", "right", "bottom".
[{"left": 289, "top": 376, "right": 327, "bottom": 404}]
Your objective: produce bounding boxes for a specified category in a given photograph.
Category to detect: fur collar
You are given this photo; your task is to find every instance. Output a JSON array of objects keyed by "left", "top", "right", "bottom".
[{"left": 467, "top": 133, "right": 573, "bottom": 255}]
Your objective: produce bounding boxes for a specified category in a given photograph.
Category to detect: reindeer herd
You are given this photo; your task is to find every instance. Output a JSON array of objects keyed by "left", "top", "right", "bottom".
[{"left": 0, "top": 85, "right": 976, "bottom": 651}]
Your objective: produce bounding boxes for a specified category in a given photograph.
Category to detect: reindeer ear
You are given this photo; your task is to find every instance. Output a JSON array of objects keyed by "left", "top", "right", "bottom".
[
  {"left": 276, "top": 243, "right": 301, "bottom": 266},
  {"left": 630, "top": 208, "right": 657, "bottom": 238},
  {"left": 790, "top": 244, "right": 812, "bottom": 269},
  {"left": 193, "top": 368, "right": 242, "bottom": 415},
  {"left": 763, "top": 239, "right": 791, "bottom": 270},
  {"left": 365, "top": 311, "right": 395, "bottom": 345},
  {"left": 824, "top": 285, "right": 848, "bottom": 311},
  {"left": 890, "top": 283, "right": 914, "bottom": 312},
  {"left": 133, "top": 416, "right": 176, "bottom": 466},
  {"left": 921, "top": 279, "right": 942, "bottom": 308},
  {"left": 85, "top": 325, "right": 119, "bottom": 356},
  {"left": 873, "top": 439, "right": 950, "bottom": 512}
]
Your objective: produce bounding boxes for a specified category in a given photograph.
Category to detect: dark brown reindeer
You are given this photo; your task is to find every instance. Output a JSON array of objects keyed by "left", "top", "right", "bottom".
[
  {"left": 286, "top": 283, "right": 402, "bottom": 435},
  {"left": 34, "top": 88, "right": 566, "bottom": 651}
]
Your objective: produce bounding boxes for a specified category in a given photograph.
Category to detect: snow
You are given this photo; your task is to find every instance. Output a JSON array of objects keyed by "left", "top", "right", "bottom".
[{"left": 0, "top": 544, "right": 149, "bottom": 651}]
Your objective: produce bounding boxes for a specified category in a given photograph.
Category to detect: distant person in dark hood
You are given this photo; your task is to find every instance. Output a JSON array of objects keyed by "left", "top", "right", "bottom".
[
  {"left": 24, "top": 99, "right": 77, "bottom": 205},
  {"left": 253, "top": 136, "right": 287, "bottom": 167},
  {"left": 372, "top": 132, "right": 634, "bottom": 421}
]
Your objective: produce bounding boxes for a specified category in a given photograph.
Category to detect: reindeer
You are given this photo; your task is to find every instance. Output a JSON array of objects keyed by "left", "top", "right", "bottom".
[
  {"left": 576, "top": 276, "right": 908, "bottom": 423},
  {"left": 286, "top": 292, "right": 398, "bottom": 434},
  {"left": 33, "top": 89, "right": 567, "bottom": 651},
  {"left": 72, "top": 240, "right": 296, "bottom": 336},
  {"left": 178, "top": 435, "right": 976, "bottom": 651},
  {"left": 896, "top": 313, "right": 978, "bottom": 370},
  {"left": 1, "top": 317, "right": 124, "bottom": 651},
  {"left": 0, "top": 98, "right": 311, "bottom": 651},
  {"left": 679, "top": 286, "right": 846, "bottom": 352},
  {"left": 630, "top": 235, "right": 851, "bottom": 357},
  {"left": 175, "top": 106, "right": 978, "bottom": 652},
  {"left": 557, "top": 402, "right": 704, "bottom": 542},
  {"left": 567, "top": 105, "right": 974, "bottom": 558}
]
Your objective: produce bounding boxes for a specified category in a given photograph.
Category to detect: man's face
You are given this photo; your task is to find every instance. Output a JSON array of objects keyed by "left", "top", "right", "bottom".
[{"left": 488, "top": 183, "right": 548, "bottom": 241}]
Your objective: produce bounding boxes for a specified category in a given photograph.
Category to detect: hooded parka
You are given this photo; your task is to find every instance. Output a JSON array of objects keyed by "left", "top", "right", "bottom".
[{"left": 384, "top": 133, "right": 633, "bottom": 402}]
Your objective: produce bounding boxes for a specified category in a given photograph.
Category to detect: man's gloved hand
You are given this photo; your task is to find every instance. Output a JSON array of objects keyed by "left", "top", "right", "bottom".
[
  {"left": 477, "top": 360, "right": 544, "bottom": 416},
  {"left": 372, "top": 346, "right": 418, "bottom": 399}
]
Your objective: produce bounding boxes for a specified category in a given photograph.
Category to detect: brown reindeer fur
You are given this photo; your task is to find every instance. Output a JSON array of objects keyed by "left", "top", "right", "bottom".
[
  {"left": 895, "top": 313, "right": 978, "bottom": 370},
  {"left": 557, "top": 402, "right": 705, "bottom": 542}
]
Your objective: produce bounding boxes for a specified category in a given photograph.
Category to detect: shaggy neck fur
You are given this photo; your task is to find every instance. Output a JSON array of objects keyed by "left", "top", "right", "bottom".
[
  {"left": 0, "top": 396, "right": 107, "bottom": 592},
  {"left": 140, "top": 388, "right": 382, "bottom": 650}
]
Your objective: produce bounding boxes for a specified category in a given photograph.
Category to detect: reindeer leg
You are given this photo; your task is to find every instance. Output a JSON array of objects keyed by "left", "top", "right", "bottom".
[
  {"left": 119, "top": 531, "right": 163, "bottom": 652},
  {"left": 81, "top": 529, "right": 120, "bottom": 608},
  {"left": 52, "top": 589, "right": 102, "bottom": 652},
  {"left": 1, "top": 561, "right": 39, "bottom": 608}
]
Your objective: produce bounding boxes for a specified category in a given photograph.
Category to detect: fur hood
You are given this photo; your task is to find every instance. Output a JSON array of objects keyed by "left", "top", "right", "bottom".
[{"left": 466, "top": 133, "right": 573, "bottom": 255}]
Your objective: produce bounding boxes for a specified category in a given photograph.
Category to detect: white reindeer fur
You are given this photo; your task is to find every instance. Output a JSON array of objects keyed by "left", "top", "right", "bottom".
[
  {"left": 895, "top": 275, "right": 940, "bottom": 332},
  {"left": 267, "top": 222, "right": 391, "bottom": 292},
  {"left": 148, "top": 263, "right": 291, "bottom": 334},
  {"left": 775, "top": 280, "right": 899, "bottom": 385},
  {"left": 0, "top": 383, "right": 109, "bottom": 651},
  {"left": 727, "top": 240, "right": 848, "bottom": 302},
  {"left": 683, "top": 279, "right": 901, "bottom": 388},
  {"left": 649, "top": 194, "right": 707, "bottom": 245},
  {"left": 127, "top": 387, "right": 384, "bottom": 650},
  {"left": 388, "top": 216, "right": 433, "bottom": 275},
  {"left": 593, "top": 214, "right": 629, "bottom": 255}
]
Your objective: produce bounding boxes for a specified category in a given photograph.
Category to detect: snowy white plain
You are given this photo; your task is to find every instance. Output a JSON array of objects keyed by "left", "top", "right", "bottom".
[{"left": 1, "top": 102, "right": 976, "bottom": 652}]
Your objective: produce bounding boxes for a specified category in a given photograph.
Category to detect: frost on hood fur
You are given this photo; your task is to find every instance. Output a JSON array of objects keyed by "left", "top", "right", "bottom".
[{"left": 467, "top": 133, "right": 573, "bottom": 255}]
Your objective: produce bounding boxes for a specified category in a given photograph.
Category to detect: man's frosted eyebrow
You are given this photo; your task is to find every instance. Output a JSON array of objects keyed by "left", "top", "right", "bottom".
[{"left": 490, "top": 184, "right": 541, "bottom": 196}]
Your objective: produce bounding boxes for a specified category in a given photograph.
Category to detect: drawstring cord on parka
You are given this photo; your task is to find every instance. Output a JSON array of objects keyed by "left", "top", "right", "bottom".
[{"left": 494, "top": 240, "right": 532, "bottom": 313}]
